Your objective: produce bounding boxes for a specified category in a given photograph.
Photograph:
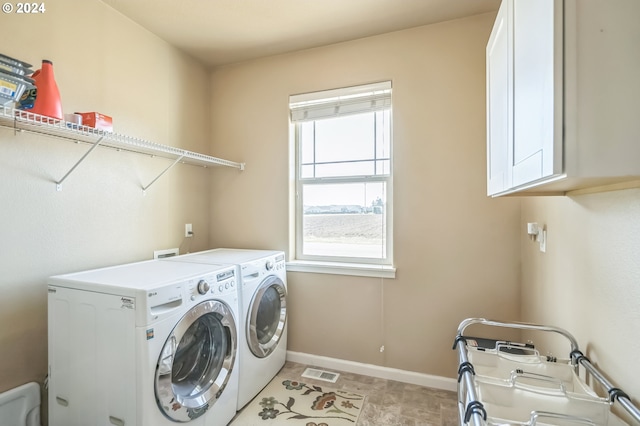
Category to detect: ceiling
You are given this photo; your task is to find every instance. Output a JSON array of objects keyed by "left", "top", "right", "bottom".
[{"left": 102, "top": 0, "right": 500, "bottom": 69}]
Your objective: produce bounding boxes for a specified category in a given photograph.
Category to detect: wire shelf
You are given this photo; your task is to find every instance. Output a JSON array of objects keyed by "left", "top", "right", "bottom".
[
  {"left": 0, "top": 106, "right": 244, "bottom": 169},
  {"left": 0, "top": 106, "right": 244, "bottom": 192}
]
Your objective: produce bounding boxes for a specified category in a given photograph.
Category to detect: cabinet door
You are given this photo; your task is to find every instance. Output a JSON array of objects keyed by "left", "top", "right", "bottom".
[
  {"left": 486, "top": 0, "right": 512, "bottom": 195},
  {"left": 511, "top": 0, "right": 563, "bottom": 187}
]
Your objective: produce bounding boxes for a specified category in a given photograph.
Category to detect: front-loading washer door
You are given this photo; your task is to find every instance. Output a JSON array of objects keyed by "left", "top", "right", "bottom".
[
  {"left": 155, "top": 300, "right": 237, "bottom": 422},
  {"left": 247, "top": 275, "right": 287, "bottom": 358}
]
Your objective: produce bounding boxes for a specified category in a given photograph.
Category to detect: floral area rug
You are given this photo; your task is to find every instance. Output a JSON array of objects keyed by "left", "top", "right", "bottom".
[{"left": 230, "top": 378, "right": 365, "bottom": 426}]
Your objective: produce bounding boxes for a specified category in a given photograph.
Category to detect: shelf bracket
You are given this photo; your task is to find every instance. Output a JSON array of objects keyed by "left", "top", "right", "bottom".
[
  {"left": 142, "top": 155, "right": 185, "bottom": 195},
  {"left": 56, "top": 136, "right": 105, "bottom": 191}
]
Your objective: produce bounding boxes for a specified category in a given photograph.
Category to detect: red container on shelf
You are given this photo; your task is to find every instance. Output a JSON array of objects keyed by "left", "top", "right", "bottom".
[
  {"left": 30, "top": 59, "right": 62, "bottom": 120},
  {"left": 77, "top": 112, "right": 113, "bottom": 132}
]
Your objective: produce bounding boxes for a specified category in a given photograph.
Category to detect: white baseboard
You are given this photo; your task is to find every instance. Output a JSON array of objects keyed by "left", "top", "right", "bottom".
[{"left": 286, "top": 351, "right": 457, "bottom": 392}]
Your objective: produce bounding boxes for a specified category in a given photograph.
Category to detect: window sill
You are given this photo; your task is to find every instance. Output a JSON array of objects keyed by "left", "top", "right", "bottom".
[{"left": 286, "top": 260, "right": 396, "bottom": 279}]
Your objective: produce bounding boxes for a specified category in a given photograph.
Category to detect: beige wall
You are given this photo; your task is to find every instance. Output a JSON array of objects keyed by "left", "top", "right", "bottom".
[
  {"left": 5, "top": 2, "right": 634, "bottom": 421},
  {"left": 521, "top": 190, "right": 640, "bottom": 422},
  {"left": 208, "top": 13, "right": 522, "bottom": 378},
  {"left": 0, "top": 0, "right": 212, "bottom": 401}
]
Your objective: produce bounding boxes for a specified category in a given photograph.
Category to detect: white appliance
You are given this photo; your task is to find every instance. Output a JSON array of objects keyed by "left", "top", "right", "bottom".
[
  {"left": 47, "top": 260, "right": 240, "bottom": 426},
  {"left": 0, "top": 382, "right": 40, "bottom": 426},
  {"left": 163, "top": 249, "right": 287, "bottom": 409}
]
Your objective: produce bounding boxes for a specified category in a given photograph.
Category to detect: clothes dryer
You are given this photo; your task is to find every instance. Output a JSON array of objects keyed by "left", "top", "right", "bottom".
[
  {"left": 164, "top": 249, "right": 287, "bottom": 409},
  {"left": 47, "top": 260, "right": 240, "bottom": 426}
]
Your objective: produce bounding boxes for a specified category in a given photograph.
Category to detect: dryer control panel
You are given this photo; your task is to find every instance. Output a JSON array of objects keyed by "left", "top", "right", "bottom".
[
  {"left": 273, "top": 253, "right": 286, "bottom": 271},
  {"left": 241, "top": 254, "right": 286, "bottom": 284}
]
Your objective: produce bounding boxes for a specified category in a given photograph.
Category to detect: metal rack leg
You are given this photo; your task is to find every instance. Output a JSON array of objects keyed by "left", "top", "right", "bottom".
[
  {"left": 142, "top": 155, "right": 184, "bottom": 195},
  {"left": 56, "top": 136, "right": 104, "bottom": 191}
]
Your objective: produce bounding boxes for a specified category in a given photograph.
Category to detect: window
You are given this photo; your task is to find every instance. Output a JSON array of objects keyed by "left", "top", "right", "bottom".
[{"left": 290, "top": 82, "right": 393, "bottom": 269}]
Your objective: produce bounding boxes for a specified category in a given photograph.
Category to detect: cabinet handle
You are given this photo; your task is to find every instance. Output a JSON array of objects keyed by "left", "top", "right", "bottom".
[
  {"left": 55, "top": 396, "right": 68, "bottom": 407},
  {"left": 109, "top": 416, "right": 125, "bottom": 426}
]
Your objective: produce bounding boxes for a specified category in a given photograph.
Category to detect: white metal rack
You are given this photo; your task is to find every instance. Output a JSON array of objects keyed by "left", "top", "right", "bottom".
[
  {"left": 0, "top": 106, "right": 245, "bottom": 193},
  {"left": 454, "top": 318, "right": 640, "bottom": 426}
]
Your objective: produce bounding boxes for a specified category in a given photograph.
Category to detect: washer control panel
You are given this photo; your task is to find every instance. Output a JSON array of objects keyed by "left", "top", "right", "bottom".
[
  {"left": 263, "top": 254, "right": 286, "bottom": 272},
  {"left": 188, "top": 267, "right": 236, "bottom": 301},
  {"left": 214, "top": 267, "right": 236, "bottom": 294}
]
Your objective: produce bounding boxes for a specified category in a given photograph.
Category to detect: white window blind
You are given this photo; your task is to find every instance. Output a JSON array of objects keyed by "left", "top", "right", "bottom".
[{"left": 290, "top": 81, "right": 392, "bottom": 122}]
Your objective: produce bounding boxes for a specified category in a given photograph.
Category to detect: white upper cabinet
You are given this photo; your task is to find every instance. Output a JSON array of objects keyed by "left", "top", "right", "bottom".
[
  {"left": 511, "top": 0, "right": 563, "bottom": 188},
  {"left": 487, "top": 0, "right": 640, "bottom": 196},
  {"left": 486, "top": 0, "right": 511, "bottom": 195}
]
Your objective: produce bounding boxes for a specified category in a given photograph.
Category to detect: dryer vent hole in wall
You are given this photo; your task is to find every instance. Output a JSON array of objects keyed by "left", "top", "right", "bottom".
[
  {"left": 301, "top": 368, "right": 340, "bottom": 383},
  {"left": 153, "top": 248, "right": 179, "bottom": 259}
]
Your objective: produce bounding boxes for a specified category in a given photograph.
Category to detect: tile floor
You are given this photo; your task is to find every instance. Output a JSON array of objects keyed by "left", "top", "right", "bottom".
[{"left": 236, "top": 361, "right": 459, "bottom": 426}]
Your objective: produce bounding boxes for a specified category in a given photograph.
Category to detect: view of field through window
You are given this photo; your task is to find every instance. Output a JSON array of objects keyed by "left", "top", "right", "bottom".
[
  {"left": 302, "top": 182, "right": 387, "bottom": 258},
  {"left": 303, "top": 211, "right": 387, "bottom": 258}
]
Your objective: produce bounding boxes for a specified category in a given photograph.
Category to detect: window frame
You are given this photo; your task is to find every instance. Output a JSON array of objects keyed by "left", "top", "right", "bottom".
[{"left": 290, "top": 83, "right": 394, "bottom": 269}]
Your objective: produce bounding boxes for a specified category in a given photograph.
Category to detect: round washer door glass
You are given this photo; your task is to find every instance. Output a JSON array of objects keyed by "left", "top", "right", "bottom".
[
  {"left": 247, "top": 275, "right": 287, "bottom": 358},
  {"left": 155, "top": 300, "right": 237, "bottom": 422}
]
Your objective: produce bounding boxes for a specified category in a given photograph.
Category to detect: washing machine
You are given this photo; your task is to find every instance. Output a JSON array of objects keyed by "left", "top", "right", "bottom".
[
  {"left": 163, "top": 249, "right": 287, "bottom": 410},
  {"left": 47, "top": 259, "right": 240, "bottom": 426}
]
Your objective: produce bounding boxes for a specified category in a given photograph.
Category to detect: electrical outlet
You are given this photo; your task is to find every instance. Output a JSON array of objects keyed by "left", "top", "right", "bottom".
[
  {"left": 185, "top": 223, "right": 193, "bottom": 238},
  {"left": 527, "top": 222, "right": 547, "bottom": 253}
]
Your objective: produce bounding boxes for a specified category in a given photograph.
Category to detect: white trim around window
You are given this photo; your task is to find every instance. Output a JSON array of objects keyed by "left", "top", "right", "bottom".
[{"left": 289, "top": 81, "right": 394, "bottom": 275}]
